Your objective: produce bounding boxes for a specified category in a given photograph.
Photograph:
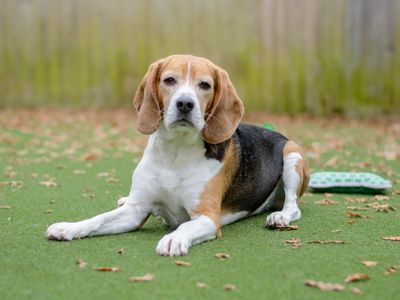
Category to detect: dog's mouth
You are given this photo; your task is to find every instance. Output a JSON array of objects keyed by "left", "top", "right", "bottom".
[{"left": 171, "top": 118, "right": 194, "bottom": 128}]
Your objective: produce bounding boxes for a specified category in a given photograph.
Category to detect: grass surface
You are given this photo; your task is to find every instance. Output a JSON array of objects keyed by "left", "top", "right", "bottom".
[{"left": 0, "top": 109, "right": 399, "bottom": 300}]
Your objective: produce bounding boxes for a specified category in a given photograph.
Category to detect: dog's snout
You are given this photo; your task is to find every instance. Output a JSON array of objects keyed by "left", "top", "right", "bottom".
[{"left": 176, "top": 97, "right": 194, "bottom": 113}]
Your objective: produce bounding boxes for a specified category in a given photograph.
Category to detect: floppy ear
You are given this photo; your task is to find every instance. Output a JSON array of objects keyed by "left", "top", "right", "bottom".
[
  {"left": 133, "top": 59, "right": 165, "bottom": 135},
  {"left": 202, "top": 66, "right": 244, "bottom": 144}
]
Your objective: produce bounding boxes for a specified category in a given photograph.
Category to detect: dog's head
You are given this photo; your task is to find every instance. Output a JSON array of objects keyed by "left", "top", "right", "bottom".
[{"left": 133, "top": 55, "right": 244, "bottom": 144}]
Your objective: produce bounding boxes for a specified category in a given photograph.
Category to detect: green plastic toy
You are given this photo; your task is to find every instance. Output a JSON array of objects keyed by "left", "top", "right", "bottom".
[{"left": 309, "top": 171, "right": 392, "bottom": 194}]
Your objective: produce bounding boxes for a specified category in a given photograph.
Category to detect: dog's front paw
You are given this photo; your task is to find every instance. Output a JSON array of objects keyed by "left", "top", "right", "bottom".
[
  {"left": 265, "top": 211, "right": 292, "bottom": 228},
  {"left": 46, "top": 222, "right": 79, "bottom": 241},
  {"left": 156, "top": 233, "right": 190, "bottom": 256}
]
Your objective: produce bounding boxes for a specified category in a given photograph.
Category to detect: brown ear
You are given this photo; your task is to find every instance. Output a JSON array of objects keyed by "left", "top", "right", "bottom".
[
  {"left": 202, "top": 66, "right": 244, "bottom": 144},
  {"left": 133, "top": 59, "right": 165, "bottom": 135}
]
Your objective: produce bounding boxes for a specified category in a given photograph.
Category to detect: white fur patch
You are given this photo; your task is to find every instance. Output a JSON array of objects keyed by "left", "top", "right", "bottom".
[
  {"left": 221, "top": 211, "right": 248, "bottom": 226},
  {"left": 266, "top": 152, "right": 302, "bottom": 227}
]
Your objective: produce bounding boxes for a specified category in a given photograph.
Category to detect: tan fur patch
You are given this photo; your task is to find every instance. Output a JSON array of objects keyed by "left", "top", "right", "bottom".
[
  {"left": 283, "top": 141, "right": 310, "bottom": 198},
  {"left": 192, "top": 140, "right": 237, "bottom": 231}
]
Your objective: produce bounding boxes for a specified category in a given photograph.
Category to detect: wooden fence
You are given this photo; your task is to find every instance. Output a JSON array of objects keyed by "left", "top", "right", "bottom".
[{"left": 1, "top": 0, "right": 399, "bottom": 115}]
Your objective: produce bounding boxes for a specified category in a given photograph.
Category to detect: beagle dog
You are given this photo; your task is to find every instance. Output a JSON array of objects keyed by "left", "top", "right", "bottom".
[{"left": 46, "top": 55, "right": 309, "bottom": 256}]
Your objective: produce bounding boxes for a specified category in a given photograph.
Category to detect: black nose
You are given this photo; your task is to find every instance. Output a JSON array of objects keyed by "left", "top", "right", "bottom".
[{"left": 176, "top": 97, "right": 194, "bottom": 113}]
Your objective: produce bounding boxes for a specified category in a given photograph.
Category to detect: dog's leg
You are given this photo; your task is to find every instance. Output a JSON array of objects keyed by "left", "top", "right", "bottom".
[
  {"left": 266, "top": 141, "right": 309, "bottom": 227},
  {"left": 156, "top": 215, "right": 217, "bottom": 256},
  {"left": 46, "top": 202, "right": 150, "bottom": 241}
]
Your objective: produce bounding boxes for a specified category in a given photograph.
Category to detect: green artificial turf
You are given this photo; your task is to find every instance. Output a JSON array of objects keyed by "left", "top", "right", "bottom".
[{"left": 0, "top": 109, "right": 399, "bottom": 299}]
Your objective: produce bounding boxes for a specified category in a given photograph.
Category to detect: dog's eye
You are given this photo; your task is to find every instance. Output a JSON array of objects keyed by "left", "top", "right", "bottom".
[
  {"left": 199, "top": 81, "right": 211, "bottom": 90},
  {"left": 163, "top": 77, "right": 176, "bottom": 86}
]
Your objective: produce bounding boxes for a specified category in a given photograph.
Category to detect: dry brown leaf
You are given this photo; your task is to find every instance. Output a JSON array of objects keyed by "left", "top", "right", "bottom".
[
  {"left": 215, "top": 253, "right": 230, "bottom": 260},
  {"left": 95, "top": 267, "right": 121, "bottom": 272},
  {"left": 324, "top": 193, "right": 333, "bottom": 198},
  {"left": 346, "top": 211, "right": 363, "bottom": 218},
  {"left": 304, "top": 279, "right": 345, "bottom": 292},
  {"left": 367, "top": 203, "right": 395, "bottom": 212},
  {"left": 347, "top": 206, "right": 369, "bottom": 211},
  {"left": 223, "top": 284, "right": 236, "bottom": 291},
  {"left": 273, "top": 225, "right": 299, "bottom": 231},
  {"left": 316, "top": 199, "right": 339, "bottom": 206},
  {"left": 345, "top": 197, "right": 368, "bottom": 203},
  {"left": 106, "top": 177, "right": 119, "bottom": 183},
  {"left": 324, "top": 156, "right": 339, "bottom": 167},
  {"left": 116, "top": 248, "right": 126, "bottom": 254},
  {"left": 0, "top": 205, "right": 11, "bottom": 209},
  {"left": 374, "top": 195, "right": 390, "bottom": 201},
  {"left": 196, "top": 282, "right": 208, "bottom": 289},
  {"left": 361, "top": 261, "right": 378, "bottom": 267},
  {"left": 83, "top": 152, "right": 100, "bottom": 161},
  {"left": 175, "top": 260, "right": 192, "bottom": 267},
  {"left": 384, "top": 266, "right": 399, "bottom": 275},
  {"left": 76, "top": 259, "right": 88, "bottom": 268},
  {"left": 96, "top": 172, "right": 110, "bottom": 178},
  {"left": 284, "top": 238, "right": 301, "bottom": 249},
  {"left": 382, "top": 236, "right": 400, "bottom": 241},
  {"left": 307, "top": 240, "right": 348, "bottom": 245},
  {"left": 129, "top": 273, "right": 154, "bottom": 282},
  {"left": 347, "top": 219, "right": 356, "bottom": 224},
  {"left": 351, "top": 287, "right": 363, "bottom": 295},
  {"left": 345, "top": 273, "right": 369, "bottom": 283},
  {"left": 39, "top": 181, "right": 57, "bottom": 187}
]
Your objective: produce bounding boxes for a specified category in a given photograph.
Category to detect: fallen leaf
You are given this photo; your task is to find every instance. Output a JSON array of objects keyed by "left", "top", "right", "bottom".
[
  {"left": 95, "top": 267, "right": 121, "bottom": 272},
  {"left": 374, "top": 195, "right": 390, "bottom": 201},
  {"left": 351, "top": 287, "right": 363, "bottom": 295},
  {"left": 361, "top": 261, "right": 378, "bottom": 267},
  {"left": 324, "top": 156, "right": 339, "bottom": 167},
  {"left": 345, "top": 197, "right": 368, "bottom": 203},
  {"left": 96, "top": 172, "right": 110, "bottom": 177},
  {"left": 0, "top": 205, "right": 11, "bottom": 209},
  {"left": 367, "top": 202, "right": 395, "bottom": 212},
  {"left": 106, "top": 177, "right": 119, "bottom": 183},
  {"left": 316, "top": 199, "right": 339, "bottom": 205},
  {"left": 39, "top": 181, "right": 57, "bottom": 187},
  {"left": 345, "top": 273, "right": 369, "bottom": 283},
  {"left": 223, "top": 284, "right": 236, "bottom": 291},
  {"left": 347, "top": 219, "right": 356, "bottom": 224},
  {"left": 273, "top": 225, "right": 299, "bottom": 231},
  {"left": 175, "top": 260, "right": 192, "bottom": 267},
  {"left": 83, "top": 152, "right": 100, "bottom": 161},
  {"left": 307, "top": 240, "right": 348, "bottom": 245},
  {"left": 347, "top": 206, "right": 369, "bottom": 211},
  {"left": 284, "top": 238, "right": 301, "bottom": 249},
  {"left": 73, "top": 169, "right": 86, "bottom": 174},
  {"left": 384, "top": 265, "right": 399, "bottom": 275},
  {"left": 129, "top": 273, "right": 154, "bottom": 282},
  {"left": 324, "top": 193, "right": 333, "bottom": 197},
  {"left": 76, "top": 259, "right": 88, "bottom": 268},
  {"left": 304, "top": 279, "right": 345, "bottom": 292},
  {"left": 196, "top": 282, "right": 208, "bottom": 289},
  {"left": 346, "top": 211, "right": 366, "bottom": 218},
  {"left": 382, "top": 236, "right": 400, "bottom": 241},
  {"left": 215, "top": 253, "right": 230, "bottom": 260},
  {"left": 116, "top": 248, "right": 126, "bottom": 254}
]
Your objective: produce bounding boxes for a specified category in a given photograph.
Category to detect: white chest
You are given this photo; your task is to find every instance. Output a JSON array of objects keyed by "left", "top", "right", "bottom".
[{"left": 129, "top": 128, "right": 222, "bottom": 228}]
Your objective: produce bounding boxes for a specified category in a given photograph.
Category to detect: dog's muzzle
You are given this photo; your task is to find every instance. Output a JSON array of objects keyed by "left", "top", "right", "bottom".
[{"left": 173, "top": 96, "right": 195, "bottom": 127}]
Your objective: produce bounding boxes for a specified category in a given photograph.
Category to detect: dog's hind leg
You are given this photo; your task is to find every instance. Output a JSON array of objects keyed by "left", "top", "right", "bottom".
[
  {"left": 266, "top": 141, "right": 309, "bottom": 228},
  {"left": 46, "top": 202, "right": 150, "bottom": 241}
]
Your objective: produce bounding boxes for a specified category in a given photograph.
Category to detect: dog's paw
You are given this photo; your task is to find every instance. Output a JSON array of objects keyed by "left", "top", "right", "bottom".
[
  {"left": 265, "top": 211, "right": 292, "bottom": 228},
  {"left": 46, "top": 222, "right": 79, "bottom": 241},
  {"left": 156, "top": 233, "right": 190, "bottom": 256},
  {"left": 117, "top": 197, "right": 129, "bottom": 207}
]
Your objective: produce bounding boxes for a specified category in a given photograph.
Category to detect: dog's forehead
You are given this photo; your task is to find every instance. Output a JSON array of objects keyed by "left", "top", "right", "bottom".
[{"left": 162, "top": 56, "right": 213, "bottom": 78}]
